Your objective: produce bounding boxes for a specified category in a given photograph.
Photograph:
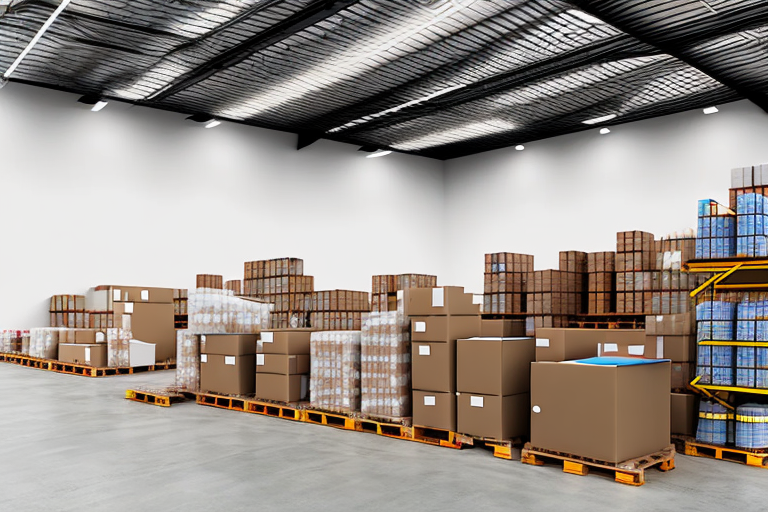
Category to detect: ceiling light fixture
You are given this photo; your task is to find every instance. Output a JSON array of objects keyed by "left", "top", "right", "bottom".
[
  {"left": 205, "top": 120, "right": 221, "bottom": 129},
  {"left": 567, "top": 9, "right": 605, "bottom": 25},
  {"left": 703, "top": 106, "right": 719, "bottom": 115},
  {"left": 515, "top": 145, "right": 525, "bottom": 151},
  {"left": 91, "top": 101, "right": 108, "bottom": 112},
  {"left": 2, "top": 0, "right": 71, "bottom": 79},
  {"left": 583, "top": 114, "right": 617, "bottom": 125},
  {"left": 366, "top": 150, "right": 392, "bottom": 158},
  {"left": 600, "top": 128, "right": 611, "bottom": 135}
]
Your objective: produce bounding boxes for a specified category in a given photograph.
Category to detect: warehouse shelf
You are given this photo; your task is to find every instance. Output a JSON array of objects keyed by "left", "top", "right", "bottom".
[
  {"left": 697, "top": 340, "right": 768, "bottom": 347},
  {"left": 0, "top": 352, "right": 175, "bottom": 377}
]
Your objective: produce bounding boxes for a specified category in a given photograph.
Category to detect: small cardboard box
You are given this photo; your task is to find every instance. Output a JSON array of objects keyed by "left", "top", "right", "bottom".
[
  {"left": 457, "top": 337, "right": 535, "bottom": 395},
  {"left": 255, "top": 373, "right": 308, "bottom": 402},
  {"left": 480, "top": 319, "right": 526, "bottom": 338},
  {"left": 413, "top": 390, "right": 456, "bottom": 431},
  {"left": 258, "top": 329, "right": 312, "bottom": 354},
  {"left": 671, "top": 393, "right": 698, "bottom": 436},
  {"left": 457, "top": 392, "right": 529, "bottom": 440},
  {"left": 535, "top": 328, "right": 645, "bottom": 362},
  {"left": 644, "top": 335, "right": 696, "bottom": 362},
  {"left": 113, "top": 302, "right": 175, "bottom": 362},
  {"left": 256, "top": 354, "right": 309, "bottom": 374},
  {"left": 405, "top": 287, "right": 480, "bottom": 316},
  {"left": 645, "top": 314, "right": 694, "bottom": 336},
  {"left": 411, "top": 315, "right": 481, "bottom": 343},
  {"left": 412, "top": 340, "right": 456, "bottom": 393},
  {"left": 201, "top": 334, "right": 257, "bottom": 356},
  {"left": 531, "top": 358, "right": 671, "bottom": 463},
  {"left": 74, "top": 329, "right": 105, "bottom": 344},
  {"left": 200, "top": 354, "right": 255, "bottom": 396},
  {"left": 58, "top": 343, "right": 107, "bottom": 367}
]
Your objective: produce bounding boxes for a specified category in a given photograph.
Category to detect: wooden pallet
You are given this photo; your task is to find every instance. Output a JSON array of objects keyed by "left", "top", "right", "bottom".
[
  {"left": 304, "top": 408, "right": 357, "bottom": 431},
  {"left": 521, "top": 443, "right": 675, "bottom": 486},
  {"left": 411, "top": 425, "right": 463, "bottom": 449},
  {"left": 456, "top": 434, "right": 524, "bottom": 460},
  {"left": 246, "top": 399, "right": 303, "bottom": 422},
  {"left": 685, "top": 440, "right": 768, "bottom": 468},
  {"left": 125, "top": 389, "right": 186, "bottom": 407},
  {"left": 0, "top": 352, "right": 175, "bottom": 377}
]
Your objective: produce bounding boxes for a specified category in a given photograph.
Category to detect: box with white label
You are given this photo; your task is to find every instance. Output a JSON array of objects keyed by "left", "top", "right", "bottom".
[
  {"left": 257, "top": 330, "right": 311, "bottom": 354},
  {"left": 410, "top": 315, "right": 481, "bottom": 343},
  {"left": 58, "top": 343, "right": 107, "bottom": 367},
  {"left": 404, "top": 287, "right": 480, "bottom": 316},
  {"left": 413, "top": 390, "right": 456, "bottom": 431},
  {"left": 457, "top": 392, "right": 529, "bottom": 440},
  {"left": 200, "top": 354, "right": 255, "bottom": 396},
  {"left": 412, "top": 341, "right": 456, "bottom": 393}
]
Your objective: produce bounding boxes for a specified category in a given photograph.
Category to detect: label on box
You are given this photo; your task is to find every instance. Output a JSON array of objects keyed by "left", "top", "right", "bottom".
[
  {"left": 414, "top": 322, "right": 426, "bottom": 333},
  {"left": 418, "top": 345, "right": 431, "bottom": 356},
  {"left": 124, "top": 302, "right": 134, "bottom": 314},
  {"left": 628, "top": 345, "right": 645, "bottom": 356},
  {"left": 201, "top": 335, "right": 206, "bottom": 342},
  {"left": 85, "top": 347, "right": 91, "bottom": 363},
  {"left": 113, "top": 289, "right": 121, "bottom": 301},
  {"left": 225, "top": 356, "right": 236, "bottom": 366},
  {"left": 603, "top": 343, "right": 618, "bottom": 353},
  {"left": 257, "top": 354, "right": 265, "bottom": 366},
  {"left": 141, "top": 290, "right": 149, "bottom": 301},
  {"left": 95, "top": 332, "right": 105, "bottom": 343},
  {"left": 261, "top": 332, "right": 274, "bottom": 343},
  {"left": 201, "top": 354, "right": 208, "bottom": 363},
  {"left": 535, "top": 338, "right": 549, "bottom": 348},
  {"left": 424, "top": 396, "right": 436, "bottom": 406},
  {"left": 432, "top": 288, "right": 444, "bottom": 308},
  {"left": 657, "top": 336, "right": 664, "bottom": 359},
  {"left": 470, "top": 396, "right": 484, "bottom": 408},
  {"left": 656, "top": 315, "right": 664, "bottom": 322}
]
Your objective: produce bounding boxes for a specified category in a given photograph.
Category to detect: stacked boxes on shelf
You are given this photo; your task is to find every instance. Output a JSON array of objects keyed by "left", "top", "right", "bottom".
[
  {"left": 310, "top": 331, "right": 362, "bottom": 413},
  {"left": 695, "top": 299, "right": 737, "bottom": 386},
  {"left": 173, "top": 289, "right": 188, "bottom": 330},
  {"left": 483, "top": 253, "right": 532, "bottom": 315},
  {"left": 696, "top": 200, "right": 736, "bottom": 259},
  {"left": 371, "top": 274, "right": 437, "bottom": 312},
  {"left": 729, "top": 163, "right": 768, "bottom": 209},
  {"left": 587, "top": 252, "right": 615, "bottom": 314},
  {"left": 616, "top": 231, "right": 656, "bottom": 314},
  {"left": 49, "top": 295, "right": 86, "bottom": 328},
  {"left": 243, "top": 258, "right": 314, "bottom": 329},
  {"left": 656, "top": 233, "right": 696, "bottom": 270},
  {"left": 736, "top": 193, "right": 768, "bottom": 257},
  {"left": 310, "top": 290, "right": 369, "bottom": 331},
  {"left": 256, "top": 330, "right": 311, "bottom": 402},
  {"left": 410, "top": 286, "right": 481, "bottom": 431},
  {"left": 225, "top": 280, "right": 242, "bottom": 296},
  {"left": 525, "top": 265, "right": 584, "bottom": 334},
  {"left": 200, "top": 334, "right": 257, "bottom": 396},
  {"left": 734, "top": 295, "right": 768, "bottom": 389}
]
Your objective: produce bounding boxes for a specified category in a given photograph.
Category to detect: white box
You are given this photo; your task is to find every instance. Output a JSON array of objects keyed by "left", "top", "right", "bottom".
[
  {"left": 732, "top": 167, "right": 744, "bottom": 189},
  {"left": 744, "top": 166, "right": 754, "bottom": 187},
  {"left": 129, "top": 340, "right": 156, "bottom": 367}
]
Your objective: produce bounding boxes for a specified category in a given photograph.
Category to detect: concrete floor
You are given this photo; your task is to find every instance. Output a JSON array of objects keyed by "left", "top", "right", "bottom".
[{"left": 0, "top": 364, "right": 765, "bottom": 512}]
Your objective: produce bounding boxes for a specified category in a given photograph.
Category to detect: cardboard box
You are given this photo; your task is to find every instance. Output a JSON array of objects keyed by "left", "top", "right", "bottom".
[
  {"left": 129, "top": 340, "right": 156, "bottom": 367},
  {"left": 74, "top": 329, "right": 105, "bottom": 344},
  {"left": 480, "top": 319, "right": 526, "bottom": 338},
  {"left": 645, "top": 314, "right": 694, "bottom": 336},
  {"left": 258, "top": 329, "right": 312, "bottom": 354},
  {"left": 412, "top": 340, "right": 455, "bottom": 392},
  {"left": 644, "top": 335, "right": 695, "bottom": 362},
  {"left": 58, "top": 343, "right": 107, "bottom": 367},
  {"left": 413, "top": 390, "right": 456, "bottom": 431},
  {"left": 457, "top": 337, "right": 535, "bottom": 395},
  {"left": 531, "top": 358, "right": 670, "bottom": 463},
  {"left": 113, "top": 302, "right": 175, "bottom": 362},
  {"left": 201, "top": 334, "right": 257, "bottom": 356},
  {"left": 411, "top": 315, "right": 481, "bottom": 343},
  {"left": 405, "top": 286, "right": 481, "bottom": 316},
  {"left": 255, "top": 373, "right": 308, "bottom": 402},
  {"left": 671, "top": 393, "right": 698, "bottom": 436},
  {"left": 256, "top": 354, "right": 309, "bottom": 374},
  {"left": 671, "top": 362, "right": 693, "bottom": 389},
  {"left": 86, "top": 286, "right": 174, "bottom": 310},
  {"left": 535, "top": 328, "right": 644, "bottom": 362},
  {"left": 457, "top": 392, "right": 529, "bottom": 440},
  {"left": 200, "top": 354, "right": 255, "bottom": 396}
]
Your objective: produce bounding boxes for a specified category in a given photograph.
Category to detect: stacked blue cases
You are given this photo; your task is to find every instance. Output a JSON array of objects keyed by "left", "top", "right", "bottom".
[
  {"left": 696, "top": 401, "right": 733, "bottom": 445},
  {"left": 736, "top": 298, "right": 768, "bottom": 388},
  {"left": 696, "top": 199, "right": 736, "bottom": 258},
  {"left": 735, "top": 404, "right": 768, "bottom": 449},
  {"left": 736, "top": 193, "right": 768, "bottom": 257},
  {"left": 696, "top": 301, "right": 736, "bottom": 385}
]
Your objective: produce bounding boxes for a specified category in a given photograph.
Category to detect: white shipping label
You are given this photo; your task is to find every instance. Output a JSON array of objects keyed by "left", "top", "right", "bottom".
[
  {"left": 85, "top": 347, "right": 91, "bottom": 363},
  {"left": 536, "top": 338, "right": 550, "bottom": 348},
  {"left": 414, "top": 321, "right": 427, "bottom": 333},
  {"left": 628, "top": 345, "right": 645, "bottom": 356},
  {"left": 424, "top": 396, "right": 436, "bottom": 406},
  {"left": 597, "top": 344, "right": 602, "bottom": 357},
  {"left": 141, "top": 290, "right": 149, "bottom": 301},
  {"left": 418, "top": 345, "right": 431, "bottom": 356},
  {"left": 656, "top": 315, "right": 664, "bottom": 322},
  {"left": 603, "top": 343, "right": 618, "bottom": 353},
  {"left": 470, "top": 396, "right": 484, "bottom": 408},
  {"left": 225, "top": 356, "right": 236, "bottom": 366},
  {"left": 657, "top": 336, "right": 664, "bottom": 359},
  {"left": 257, "top": 354, "right": 265, "bottom": 366},
  {"left": 201, "top": 335, "right": 207, "bottom": 342},
  {"left": 124, "top": 302, "right": 134, "bottom": 314},
  {"left": 201, "top": 354, "right": 208, "bottom": 363},
  {"left": 432, "top": 288, "right": 445, "bottom": 308},
  {"left": 113, "top": 289, "right": 121, "bottom": 301},
  {"left": 95, "top": 332, "right": 105, "bottom": 343},
  {"left": 262, "top": 332, "right": 274, "bottom": 343}
]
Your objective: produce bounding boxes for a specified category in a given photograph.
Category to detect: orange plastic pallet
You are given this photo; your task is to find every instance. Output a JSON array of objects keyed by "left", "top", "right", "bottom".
[
  {"left": 685, "top": 441, "right": 768, "bottom": 468},
  {"left": 1, "top": 352, "right": 175, "bottom": 377}
]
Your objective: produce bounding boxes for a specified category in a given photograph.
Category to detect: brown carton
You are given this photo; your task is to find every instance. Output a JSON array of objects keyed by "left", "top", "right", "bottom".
[
  {"left": 644, "top": 335, "right": 696, "bottom": 362},
  {"left": 413, "top": 390, "right": 456, "bottom": 431},
  {"left": 113, "top": 302, "right": 175, "bottom": 362},
  {"left": 405, "top": 287, "right": 480, "bottom": 316},
  {"left": 200, "top": 354, "right": 255, "bottom": 396},
  {"left": 256, "top": 354, "right": 309, "bottom": 374},
  {"left": 258, "top": 329, "right": 312, "bottom": 354},
  {"left": 457, "top": 337, "right": 535, "bottom": 396},
  {"left": 457, "top": 392, "right": 530, "bottom": 440},
  {"left": 671, "top": 362, "right": 693, "bottom": 389},
  {"left": 201, "top": 334, "right": 257, "bottom": 356},
  {"left": 531, "top": 359, "right": 670, "bottom": 463},
  {"left": 671, "top": 393, "right": 698, "bottom": 436},
  {"left": 535, "top": 328, "right": 645, "bottom": 362},
  {"left": 101, "top": 285, "right": 174, "bottom": 304},
  {"left": 645, "top": 314, "right": 694, "bottom": 336},
  {"left": 411, "top": 316, "right": 481, "bottom": 343},
  {"left": 74, "top": 329, "right": 104, "bottom": 344},
  {"left": 58, "top": 343, "right": 107, "bottom": 367},
  {"left": 412, "top": 340, "right": 455, "bottom": 392},
  {"left": 255, "top": 373, "right": 308, "bottom": 402},
  {"left": 480, "top": 319, "right": 526, "bottom": 338}
]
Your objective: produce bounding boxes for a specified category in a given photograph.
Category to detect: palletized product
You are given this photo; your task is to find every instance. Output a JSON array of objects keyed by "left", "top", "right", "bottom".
[
  {"left": 187, "top": 288, "right": 272, "bottom": 334},
  {"left": 696, "top": 199, "right": 736, "bottom": 259},
  {"left": 310, "top": 331, "right": 362, "bottom": 413},
  {"left": 736, "top": 193, "right": 768, "bottom": 257},
  {"left": 735, "top": 403, "right": 768, "bottom": 449},
  {"left": 29, "top": 328, "right": 64, "bottom": 359},
  {"left": 696, "top": 401, "right": 733, "bottom": 445},
  {"left": 0, "top": 330, "right": 27, "bottom": 353},
  {"left": 175, "top": 330, "right": 200, "bottom": 392},
  {"left": 106, "top": 327, "right": 131, "bottom": 367}
]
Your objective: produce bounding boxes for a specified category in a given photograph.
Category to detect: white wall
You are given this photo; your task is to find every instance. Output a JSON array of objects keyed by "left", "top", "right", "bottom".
[
  {"left": 0, "top": 83, "right": 446, "bottom": 329},
  {"left": 444, "top": 100, "right": 768, "bottom": 293}
]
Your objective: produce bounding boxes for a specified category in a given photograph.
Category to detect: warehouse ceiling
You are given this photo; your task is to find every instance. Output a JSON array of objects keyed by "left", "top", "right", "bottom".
[{"left": 0, "top": 0, "right": 766, "bottom": 160}]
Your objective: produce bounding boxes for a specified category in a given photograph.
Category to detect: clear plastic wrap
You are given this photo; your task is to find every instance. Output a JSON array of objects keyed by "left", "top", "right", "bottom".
[
  {"left": 188, "top": 287, "right": 272, "bottom": 334},
  {"left": 106, "top": 327, "right": 131, "bottom": 368},
  {"left": 175, "top": 330, "right": 200, "bottom": 392},
  {"left": 310, "top": 330, "right": 362, "bottom": 413},
  {"left": 29, "top": 328, "right": 64, "bottom": 359}
]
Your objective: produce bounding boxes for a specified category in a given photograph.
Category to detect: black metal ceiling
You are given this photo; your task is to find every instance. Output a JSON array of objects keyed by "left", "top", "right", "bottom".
[{"left": 1, "top": 0, "right": 765, "bottom": 160}]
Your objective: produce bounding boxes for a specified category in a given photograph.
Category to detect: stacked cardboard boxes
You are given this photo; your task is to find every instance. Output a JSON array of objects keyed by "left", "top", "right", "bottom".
[
  {"left": 173, "top": 289, "right": 188, "bottom": 330},
  {"left": 176, "top": 330, "right": 200, "bottom": 391},
  {"left": 587, "top": 252, "right": 615, "bottom": 314},
  {"left": 371, "top": 274, "right": 437, "bottom": 312},
  {"left": 256, "top": 330, "right": 311, "bottom": 402},
  {"left": 410, "top": 286, "right": 481, "bottom": 431},
  {"left": 310, "top": 290, "right": 369, "bottom": 331},
  {"left": 534, "top": 328, "right": 646, "bottom": 362},
  {"left": 616, "top": 231, "right": 656, "bottom": 314},
  {"left": 187, "top": 286, "right": 271, "bottom": 334},
  {"left": 525, "top": 270, "right": 583, "bottom": 334},
  {"left": 197, "top": 274, "right": 223, "bottom": 289},
  {"left": 310, "top": 331, "right": 362, "bottom": 413},
  {"left": 57, "top": 328, "right": 107, "bottom": 367},
  {"left": 645, "top": 314, "right": 697, "bottom": 391},
  {"left": 200, "top": 334, "right": 257, "bottom": 396},
  {"left": 243, "top": 258, "right": 314, "bottom": 329},
  {"left": 225, "top": 280, "right": 242, "bottom": 295},
  {"left": 729, "top": 163, "right": 768, "bottom": 209},
  {"left": 49, "top": 295, "right": 86, "bottom": 328},
  {"left": 483, "top": 253, "right": 532, "bottom": 315},
  {"left": 696, "top": 200, "right": 736, "bottom": 259}
]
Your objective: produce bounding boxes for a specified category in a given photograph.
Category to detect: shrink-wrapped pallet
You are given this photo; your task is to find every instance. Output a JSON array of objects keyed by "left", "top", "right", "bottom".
[
  {"left": 175, "top": 330, "right": 200, "bottom": 392},
  {"left": 310, "top": 331, "right": 362, "bottom": 413},
  {"left": 188, "top": 288, "right": 271, "bottom": 334},
  {"left": 29, "top": 328, "right": 63, "bottom": 359},
  {"left": 106, "top": 327, "right": 131, "bottom": 368}
]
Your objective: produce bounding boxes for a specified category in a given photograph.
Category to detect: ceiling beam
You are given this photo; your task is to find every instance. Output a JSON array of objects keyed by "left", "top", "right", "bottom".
[{"left": 297, "top": 132, "right": 321, "bottom": 151}]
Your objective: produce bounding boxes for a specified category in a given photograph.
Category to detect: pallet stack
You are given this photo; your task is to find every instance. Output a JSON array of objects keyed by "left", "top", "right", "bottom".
[
  {"left": 371, "top": 274, "right": 437, "bottom": 312},
  {"left": 729, "top": 163, "right": 768, "bottom": 209},
  {"left": 225, "top": 280, "right": 242, "bottom": 296},
  {"left": 525, "top": 269, "right": 583, "bottom": 333},
  {"left": 616, "top": 231, "right": 656, "bottom": 314},
  {"left": 173, "top": 289, "right": 188, "bottom": 330},
  {"left": 243, "top": 258, "right": 314, "bottom": 329},
  {"left": 310, "top": 331, "right": 362, "bottom": 413},
  {"left": 483, "top": 253, "right": 532, "bottom": 315},
  {"left": 587, "top": 252, "right": 615, "bottom": 314},
  {"left": 256, "top": 330, "right": 311, "bottom": 403},
  {"left": 310, "top": 290, "right": 369, "bottom": 330},
  {"left": 49, "top": 295, "right": 87, "bottom": 328},
  {"left": 696, "top": 200, "right": 736, "bottom": 259}
]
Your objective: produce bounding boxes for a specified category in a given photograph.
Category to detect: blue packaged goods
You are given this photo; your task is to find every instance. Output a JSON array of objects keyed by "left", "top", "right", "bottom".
[
  {"left": 735, "top": 404, "right": 768, "bottom": 449},
  {"left": 736, "top": 193, "right": 768, "bottom": 257},
  {"left": 696, "top": 401, "right": 733, "bottom": 445},
  {"left": 696, "top": 199, "right": 736, "bottom": 259}
]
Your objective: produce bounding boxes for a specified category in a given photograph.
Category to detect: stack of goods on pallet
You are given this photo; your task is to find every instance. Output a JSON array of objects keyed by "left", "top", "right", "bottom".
[
  {"left": 587, "top": 252, "right": 615, "bottom": 314},
  {"left": 187, "top": 276, "right": 272, "bottom": 334},
  {"left": 696, "top": 200, "right": 736, "bottom": 258},
  {"left": 534, "top": 328, "right": 645, "bottom": 362},
  {"left": 243, "top": 258, "right": 314, "bottom": 329},
  {"left": 735, "top": 404, "right": 768, "bottom": 449},
  {"left": 531, "top": 357, "right": 670, "bottom": 463},
  {"left": 371, "top": 274, "right": 437, "bottom": 312},
  {"left": 28, "top": 328, "right": 64, "bottom": 359},
  {"left": 456, "top": 336, "right": 534, "bottom": 440},
  {"left": 309, "top": 331, "right": 362, "bottom": 413},
  {"left": 173, "top": 289, "right": 188, "bottom": 330},
  {"left": 176, "top": 331, "right": 201, "bottom": 391},
  {"left": 200, "top": 334, "right": 257, "bottom": 396},
  {"left": 696, "top": 401, "right": 733, "bottom": 445},
  {"left": 0, "top": 330, "right": 29, "bottom": 354},
  {"left": 695, "top": 299, "right": 737, "bottom": 386},
  {"left": 410, "top": 286, "right": 481, "bottom": 431},
  {"left": 729, "top": 163, "right": 768, "bottom": 209},
  {"left": 225, "top": 280, "right": 242, "bottom": 296},
  {"left": 525, "top": 263, "right": 584, "bottom": 335},
  {"left": 256, "top": 330, "right": 311, "bottom": 402},
  {"left": 361, "top": 298, "right": 411, "bottom": 419},
  {"left": 49, "top": 295, "right": 87, "bottom": 328},
  {"left": 616, "top": 231, "right": 656, "bottom": 314},
  {"left": 58, "top": 328, "right": 108, "bottom": 368},
  {"left": 483, "top": 253, "right": 532, "bottom": 315},
  {"left": 736, "top": 193, "right": 768, "bottom": 257},
  {"left": 734, "top": 295, "right": 768, "bottom": 389},
  {"left": 310, "top": 290, "right": 369, "bottom": 330}
]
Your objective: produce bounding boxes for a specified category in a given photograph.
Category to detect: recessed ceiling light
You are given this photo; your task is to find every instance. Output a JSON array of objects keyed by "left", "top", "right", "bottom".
[
  {"left": 515, "top": 145, "right": 525, "bottom": 151},
  {"left": 583, "top": 114, "right": 617, "bottom": 125},
  {"left": 205, "top": 120, "right": 221, "bottom": 129},
  {"left": 91, "top": 101, "right": 108, "bottom": 112},
  {"left": 567, "top": 9, "right": 604, "bottom": 25},
  {"left": 366, "top": 150, "right": 392, "bottom": 158},
  {"left": 703, "top": 106, "right": 719, "bottom": 115},
  {"left": 600, "top": 128, "right": 611, "bottom": 135}
]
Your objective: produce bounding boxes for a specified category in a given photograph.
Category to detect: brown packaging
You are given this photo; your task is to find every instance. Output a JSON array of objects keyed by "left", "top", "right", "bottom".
[
  {"left": 411, "top": 315, "right": 481, "bottom": 343},
  {"left": 457, "top": 337, "right": 535, "bottom": 395},
  {"left": 58, "top": 343, "right": 107, "bottom": 367},
  {"left": 413, "top": 390, "right": 456, "bottom": 431},
  {"left": 201, "top": 334, "right": 257, "bottom": 356},
  {"left": 255, "top": 373, "right": 308, "bottom": 403},
  {"left": 200, "top": 354, "right": 255, "bottom": 396},
  {"left": 256, "top": 354, "right": 309, "bottom": 374},
  {"left": 258, "top": 329, "right": 312, "bottom": 354},
  {"left": 405, "top": 287, "right": 481, "bottom": 316},
  {"left": 643, "top": 335, "right": 696, "bottom": 362},
  {"left": 671, "top": 393, "right": 698, "bottom": 436},
  {"left": 535, "top": 328, "right": 645, "bottom": 362},
  {"left": 457, "top": 392, "right": 530, "bottom": 440},
  {"left": 412, "top": 340, "right": 456, "bottom": 392},
  {"left": 480, "top": 319, "right": 526, "bottom": 338},
  {"left": 113, "top": 302, "right": 175, "bottom": 362}
]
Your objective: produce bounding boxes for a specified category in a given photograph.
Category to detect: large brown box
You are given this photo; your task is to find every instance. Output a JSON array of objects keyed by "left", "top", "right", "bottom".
[
  {"left": 413, "top": 390, "right": 456, "bottom": 431},
  {"left": 457, "top": 337, "right": 534, "bottom": 396},
  {"left": 102, "top": 285, "right": 174, "bottom": 304},
  {"left": 457, "top": 392, "right": 530, "bottom": 440},
  {"left": 258, "top": 329, "right": 312, "bottom": 354},
  {"left": 113, "top": 302, "right": 175, "bottom": 362},
  {"left": 671, "top": 362, "right": 693, "bottom": 389},
  {"left": 412, "top": 340, "right": 455, "bottom": 392},
  {"left": 405, "top": 287, "right": 480, "bottom": 316},
  {"left": 75, "top": 329, "right": 104, "bottom": 344},
  {"left": 644, "top": 335, "right": 696, "bottom": 362},
  {"left": 202, "top": 334, "right": 257, "bottom": 356},
  {"left": 256, "top": 354, "right": 309, "bottom": 374},
  {"left": 645, "top": 314, "right": 694, "bottom": 336},
  {"left": 531, "top": 359, "right": 671, "bottom": 463},
  {"left": 58, "top": 343, "right": 107, "bottom": 367},
  {"left": 480, "top": 319, "right": 526, "bottom": 338},
  {"left": 535, "top": 328, "right": 644, "bottom": 362},
  {"left": 671, "top": 393, "right": 698, "bottom": 436},
  {"left": 255, "top": 373, "right": 308, "bottom": 402},
  {"left": 200, "top": 354, "right": 255, "bottom": 396},
  {"left": 411, "top": 315, "right": 481, "bottom": 343}
]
